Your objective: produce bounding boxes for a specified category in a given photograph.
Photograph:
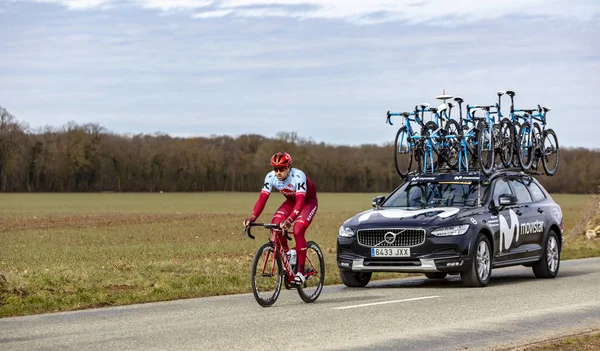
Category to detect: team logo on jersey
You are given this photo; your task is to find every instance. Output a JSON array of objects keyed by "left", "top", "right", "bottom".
[
  {"left": 498, "top": 209, "right": 544, "bottom": 252},
  {"left": 288, "top": 183, "right": 294, "bottom": 188}
]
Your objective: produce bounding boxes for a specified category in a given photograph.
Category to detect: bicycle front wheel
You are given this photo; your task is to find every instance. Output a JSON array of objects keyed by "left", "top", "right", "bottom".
[
  {"left": 297, "top": 241, "right": 325, "bottom": 304},
  {"left": 394, "top": 126, "right": 413, "bottom": 178},
  {"left": 541, "top": 129, "right": 560, "bottom": 175},
  {"left": 251, "top": 242, "right": 283, "bottom": 307}
]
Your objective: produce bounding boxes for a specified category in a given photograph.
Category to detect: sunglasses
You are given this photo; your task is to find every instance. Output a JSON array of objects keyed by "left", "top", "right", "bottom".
[{"left": 273, "top": 167, "right": 288, "bottom": 172}]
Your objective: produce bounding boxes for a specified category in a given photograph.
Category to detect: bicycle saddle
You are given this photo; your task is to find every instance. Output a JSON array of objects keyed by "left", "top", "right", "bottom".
[
  {"left": 541, "top": 106, "right": 551, "bottom": 112},
  {"left": 497, "top": 90, "right": 506, "bottom": 96},
  {"left": 420, "top": 103, "right": 430, "bottom": 109},
  {"left": 505, "top": 90, "right": 515, "bottom": 97},
  {"left": 454, "top": 97, "right": 464, "bottom": 103},
  {"left": 437, "top": 103, "right": 448, "bottom": 112}
]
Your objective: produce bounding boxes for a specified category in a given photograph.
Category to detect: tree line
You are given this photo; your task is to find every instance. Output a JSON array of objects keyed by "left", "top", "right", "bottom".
[{"left": 0, "top": 106, "right": 598, "bottom": 193}]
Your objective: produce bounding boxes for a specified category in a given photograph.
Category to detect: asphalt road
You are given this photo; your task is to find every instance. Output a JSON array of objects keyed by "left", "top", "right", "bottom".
[{"left": 2, "top": 257, "right": 600, "bottom": 351}]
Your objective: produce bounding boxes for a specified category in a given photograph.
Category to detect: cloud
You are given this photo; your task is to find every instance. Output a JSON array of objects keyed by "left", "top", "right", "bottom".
[
  {"left": 17, "top": 0, "right": 600, "bottom": 24},
  {"left": 192, "top": 9, "right": 232, "bottom": 18},
  {"left": 24, "top": 0, "right": 115, "bottom": 10},
  {"left": 136, "top": 0, "right": 213, "bottom": 11}
]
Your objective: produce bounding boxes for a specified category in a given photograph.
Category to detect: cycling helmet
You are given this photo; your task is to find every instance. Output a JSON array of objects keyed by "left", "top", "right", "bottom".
[{"left": 270, "top": 152, "right": 292, "bottom": 168}]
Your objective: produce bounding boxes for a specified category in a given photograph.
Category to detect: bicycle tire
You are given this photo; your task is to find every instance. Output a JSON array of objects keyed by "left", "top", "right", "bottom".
[
  {"left": 541, "top": 129, "right": 560, "bottom": 175},
  {"left": 511, "top": 121, "right": 521, "bottom": 167},
  {"left": 478, "top": 122, "right": 495, "bottom": 175},
  {"left": 459, "top": 124, "right": 478, "bottom": 172},
  {"left": 251, "top": 242, "right": 283, "bottom": 307},
  {"left": 297, "top": 241, "right": 325, "bottom": 303},
  {"left": 423, "top": 121, "right": 441, "bottom": 172},
  {"left": 498, "top": 118, "right": 515, "bottom": 168},
  {"left": 531, "top": 123, "right": 543, "bottom": 171},
  {"left": 517, "top": 122, "right": 534, "bottom": 171},
  {"left": 443, "top": 119, "right": 461, "bottom": 169},
  {"left": 393, "top": 126, "right": 413, "bottom": 178}
]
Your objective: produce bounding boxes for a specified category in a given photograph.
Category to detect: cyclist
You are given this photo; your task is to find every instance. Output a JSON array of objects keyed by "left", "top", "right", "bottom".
[{"left": 243, "top": 152, "right": 318, "bottom": 286}]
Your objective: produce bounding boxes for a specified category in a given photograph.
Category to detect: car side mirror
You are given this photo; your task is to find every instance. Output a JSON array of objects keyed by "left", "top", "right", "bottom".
[
  {"left": 497, "top": 194, "right": 517, "bottom": 208},
  {"left": 372, "top": 195, "right": 385, "bottom": 208}
]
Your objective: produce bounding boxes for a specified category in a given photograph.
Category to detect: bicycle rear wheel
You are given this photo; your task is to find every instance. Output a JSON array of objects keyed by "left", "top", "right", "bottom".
[
  {"left": 443, "top": 119, "right": 461, "bottom": 169},
  {"left": 541, "top": 129, "right": 560, "bottom": 175},
  {"left": 498, "top": 118, "right": 514, "bottom": 168},
  {"left": 531, "top": 123, "right": 543, "bottom": 171},
  {"left": 297, "top": 241, "right": 325, "bottom": 303},
  {"left": 517, "top": 122, "right": 534, "bottom": 171},
  {"left": 394, "top": 126, "right": 413, "bottom": 178},
  {"left": 478, "top": 122, "right": 495, "bottom": 175},
  {"left": 251, "top": 242, "right": 283, "bottom": 307}
]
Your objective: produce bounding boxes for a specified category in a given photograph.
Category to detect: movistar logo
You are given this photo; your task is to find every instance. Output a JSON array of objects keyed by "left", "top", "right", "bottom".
[
  {"left": 498, "top": 209, "right": 544, "bottom": 252},
  {"left": 520, "top": 220, "right": 544, "bottom": 235}
]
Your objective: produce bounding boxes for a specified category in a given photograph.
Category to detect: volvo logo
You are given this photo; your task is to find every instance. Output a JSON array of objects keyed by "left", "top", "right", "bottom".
[
  {"left": 377, "top": 229, "right": 408, "bottom": 246},
  {"left": 384, "top": 232, "right": 396, "bottom": 244}
]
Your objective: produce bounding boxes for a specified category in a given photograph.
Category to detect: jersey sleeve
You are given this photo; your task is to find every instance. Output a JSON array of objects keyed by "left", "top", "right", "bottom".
[
  {"left": 293, "top": 169, "right": 308, "bottom": 195},
  {"left": 261, "top": 171, "right": 275, "bottom": 194},
  {"left": 252, "top": 172, "right": 274, "bottom": 219}
]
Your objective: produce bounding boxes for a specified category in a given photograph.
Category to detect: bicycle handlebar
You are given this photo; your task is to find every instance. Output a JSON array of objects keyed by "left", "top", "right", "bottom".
[
  {"left": 386, "top": 111, "right": 412, "bottom": 126},
  {"left": 244, "top": 222, "right": 292, "bottom": 241}
]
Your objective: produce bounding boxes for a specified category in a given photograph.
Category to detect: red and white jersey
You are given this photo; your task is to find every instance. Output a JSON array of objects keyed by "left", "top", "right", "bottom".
[{"left": 261, "top": 168, "right": 317, "bottom": 201}]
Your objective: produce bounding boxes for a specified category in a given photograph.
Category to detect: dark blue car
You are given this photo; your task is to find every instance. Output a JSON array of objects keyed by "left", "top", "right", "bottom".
[{"left": 337, "top": 170, "right": 563, "bottom": 287}]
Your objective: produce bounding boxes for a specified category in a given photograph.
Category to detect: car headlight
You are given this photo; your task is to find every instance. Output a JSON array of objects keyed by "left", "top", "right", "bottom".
[
  {"left": 338, "top": 226, "right": 355, "bottom": 237},
  {"left": 431, "top": 224, "right": 470, "bottom": 236}
]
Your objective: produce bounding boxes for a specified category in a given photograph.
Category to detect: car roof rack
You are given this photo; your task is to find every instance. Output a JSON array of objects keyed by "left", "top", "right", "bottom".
[{"left": 404, "top": 167, "right": 544, "bottom": 183}]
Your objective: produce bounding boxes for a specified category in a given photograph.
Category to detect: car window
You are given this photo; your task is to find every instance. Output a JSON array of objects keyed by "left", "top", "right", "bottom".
[
  {"left": 383, "top": 182, "right": 486, "bottom": 208},
  {"left": 525, "top": 180, "right": 546, "bottom": 202},
  {"left": 509, "top": 179, "right": 532, "bottom": 204},
  {"left": 493, "top": 178, "right": 512, "bottom": 204}
]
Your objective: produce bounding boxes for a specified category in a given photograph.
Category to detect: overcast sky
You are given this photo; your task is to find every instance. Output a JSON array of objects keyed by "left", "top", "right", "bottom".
[{"left": 2, "top": 0, "right": 599, "bottom": 148}]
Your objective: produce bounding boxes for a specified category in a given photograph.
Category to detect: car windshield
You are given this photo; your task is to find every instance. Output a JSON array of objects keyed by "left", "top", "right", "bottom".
[{"left": 382, "top": 181, "right": 488, "bottom": 209}]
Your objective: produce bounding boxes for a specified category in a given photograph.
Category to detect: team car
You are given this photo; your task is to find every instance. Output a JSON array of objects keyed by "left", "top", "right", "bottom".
[{"left": 337, "top": 170, "right": 563, "bottom": 287}]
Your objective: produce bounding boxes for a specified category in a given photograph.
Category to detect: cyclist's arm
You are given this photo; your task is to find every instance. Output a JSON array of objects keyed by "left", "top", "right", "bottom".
[
  {"left": 252, "top": 173, "right": 273, "bottom": 218},
  {"left": 288, "top": 169, "right": 308, "bottom": 221},
  {"left": 289, "top": 192, "right": 305, "bottom": 221}
]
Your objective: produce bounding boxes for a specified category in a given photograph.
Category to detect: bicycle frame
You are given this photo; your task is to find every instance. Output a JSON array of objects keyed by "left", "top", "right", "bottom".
[{"left": 246, "top": 223, "right": 317, "bottom": 284}]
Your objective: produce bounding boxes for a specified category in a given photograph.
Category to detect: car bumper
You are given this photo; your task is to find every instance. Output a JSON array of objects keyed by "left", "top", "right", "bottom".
[{"left": 337, "top": 235, "right": 473, "bottom": 273}]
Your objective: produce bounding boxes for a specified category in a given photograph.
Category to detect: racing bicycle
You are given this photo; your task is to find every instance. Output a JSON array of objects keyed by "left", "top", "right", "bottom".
[{"left": 245, "top": 222, "right": 325, "bottom": 307}]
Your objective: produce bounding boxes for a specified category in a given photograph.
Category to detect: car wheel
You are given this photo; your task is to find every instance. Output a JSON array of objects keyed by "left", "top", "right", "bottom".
[
  {"left": 461, "top": 234, "right": 492, "bottom": 287},
  {"left": 532, "top": 230, "right": 560, "bottom": 278},
  {"left": 424, "top": 272, "right": 447, "bottom": 279},
  {"left": 339, "top": 270, "right": 372, "bottom": 287}
]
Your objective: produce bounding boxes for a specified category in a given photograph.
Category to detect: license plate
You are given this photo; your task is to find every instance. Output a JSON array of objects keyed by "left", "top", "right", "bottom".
[{"left": 371, "top": 247, "right": 410, "bottom": 257}]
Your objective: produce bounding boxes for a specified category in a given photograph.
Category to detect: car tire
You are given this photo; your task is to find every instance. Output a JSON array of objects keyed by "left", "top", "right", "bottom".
[
  {"left": 424, "top": 272, "right": 447, "bottom": 279},
  {"left": 339, "top": 270, "right": 372, "bottom": 287},
  {"left": 532, "top": 230, "right": 560, "bottom": 279},
  {"left": 461, "top": 234, "right": 492, "bottom": 287}
]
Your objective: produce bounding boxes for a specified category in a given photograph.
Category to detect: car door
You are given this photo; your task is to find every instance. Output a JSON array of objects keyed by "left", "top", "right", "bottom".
[
  {"left": 507, "top": 177, "right": 544, "bottom": 259},
  {"left": 490, "top": 177, "right": 518, "bottom": 262}
]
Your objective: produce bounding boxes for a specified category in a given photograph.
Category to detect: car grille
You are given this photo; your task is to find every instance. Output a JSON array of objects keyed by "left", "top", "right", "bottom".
[{"left": 357, "top": 228, "right": 426, "bottom": 247}]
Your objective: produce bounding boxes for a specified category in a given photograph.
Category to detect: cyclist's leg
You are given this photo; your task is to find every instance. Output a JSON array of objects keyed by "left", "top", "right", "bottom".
[
  {"left": 272, "top": 200, "right": 294, "bottom": 252},
  {"left": 293, "top": 198, "right": 318, "bottom": 275}
]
